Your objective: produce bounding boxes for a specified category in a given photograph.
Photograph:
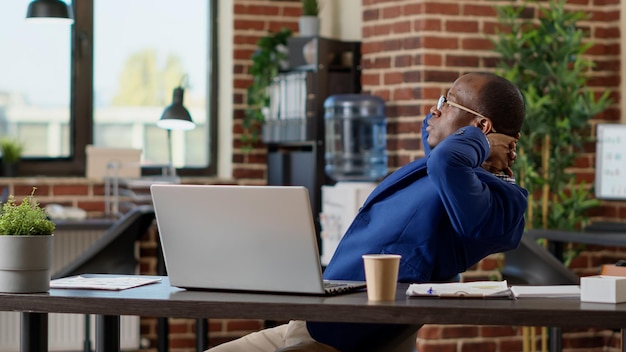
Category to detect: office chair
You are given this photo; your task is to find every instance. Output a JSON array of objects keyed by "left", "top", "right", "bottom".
[
  {"left": 502, "top": 234, "right": 579, "bottom": 286},
  {"left": 53, "top": 205, "right": 155, "bottom": 278}
]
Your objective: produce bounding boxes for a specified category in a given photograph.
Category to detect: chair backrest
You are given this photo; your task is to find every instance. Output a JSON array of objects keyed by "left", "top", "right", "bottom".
[
  {"left": 53, "top": 205, "right": 155, "bottom": 278},
  {"left": 502, "top": 234, "right": 579, "bottom": 285}
]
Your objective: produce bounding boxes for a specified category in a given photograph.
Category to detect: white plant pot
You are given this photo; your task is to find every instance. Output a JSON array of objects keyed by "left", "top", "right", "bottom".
[
  {"left": 0, "top": 235, "right": 53, "bottom": 293},
  {"left": 299, "top": 16, "right": 320, "bottom": 37}
]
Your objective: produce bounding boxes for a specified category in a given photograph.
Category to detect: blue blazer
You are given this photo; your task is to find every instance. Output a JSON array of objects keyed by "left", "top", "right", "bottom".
[{"left": 308, "top": 114, "right": 529, "bottom": 351}]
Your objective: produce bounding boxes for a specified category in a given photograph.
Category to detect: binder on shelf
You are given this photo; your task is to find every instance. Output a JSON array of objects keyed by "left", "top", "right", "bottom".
[{"left": 263, "top": 71, "right": 310, "bottom": 143}]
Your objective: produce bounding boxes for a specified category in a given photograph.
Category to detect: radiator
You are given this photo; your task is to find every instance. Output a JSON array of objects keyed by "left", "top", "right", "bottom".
[{"left": 0, "top": 229, "right": 140, "bottom": 351}]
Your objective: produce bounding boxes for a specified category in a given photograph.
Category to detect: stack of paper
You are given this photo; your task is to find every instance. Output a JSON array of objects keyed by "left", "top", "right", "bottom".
[
  {"left": 406, "top": 281, "right": 512, "bottom": 298},
  {"left": 510, "top": 285, "right": 580, "bottom": 298},
  {"left": 51, "top": 275, "right": 162, "bottom": 291}
]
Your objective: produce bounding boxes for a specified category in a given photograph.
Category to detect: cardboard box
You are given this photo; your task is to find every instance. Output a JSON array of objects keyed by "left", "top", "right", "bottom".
[
  {"left": 86, "top": 145, "right": 142, "bottom": 180},
  {"left": 580, "top": 275, "right": 626, "bottom": 303},
  {"left": 601, "top": 264, "right": 626, "bottom": 277}
]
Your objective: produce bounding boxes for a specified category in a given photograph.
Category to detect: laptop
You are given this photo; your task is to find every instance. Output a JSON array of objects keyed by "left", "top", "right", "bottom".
[{"left": 150, "top": 184, "right": 365, "bottom": 295}]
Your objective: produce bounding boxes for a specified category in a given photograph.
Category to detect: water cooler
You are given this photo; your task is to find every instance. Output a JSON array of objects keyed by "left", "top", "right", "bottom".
[{"left": 320, "top": 94, "right": 387, "bottom": 266}]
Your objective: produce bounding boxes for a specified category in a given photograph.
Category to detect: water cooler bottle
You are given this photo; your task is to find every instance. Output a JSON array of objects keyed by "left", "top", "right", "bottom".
[{"left": 320, "top": 94, "right": 387, "bottom": 266}]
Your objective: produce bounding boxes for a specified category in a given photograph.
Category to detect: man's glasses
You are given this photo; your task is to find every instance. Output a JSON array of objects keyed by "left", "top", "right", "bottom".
[{"left": 437, "top": 95, "right": 489, "bottom": 120}]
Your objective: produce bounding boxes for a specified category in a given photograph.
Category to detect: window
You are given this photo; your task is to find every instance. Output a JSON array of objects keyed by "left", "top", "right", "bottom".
[
  {"left": 0, "top": 0, "right": 71, "bottom": 159},
  {"left": 0, "top": 0, "right": 217, "bottom": 176}
]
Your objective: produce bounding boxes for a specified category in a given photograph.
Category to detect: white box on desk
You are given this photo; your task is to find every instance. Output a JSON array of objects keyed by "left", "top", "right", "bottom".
[{"left": 580, "top": 275, "right": 626, "bottom": 303}]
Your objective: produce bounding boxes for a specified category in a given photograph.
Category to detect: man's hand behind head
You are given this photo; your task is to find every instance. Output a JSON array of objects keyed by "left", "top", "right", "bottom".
[{"left": 482, "top": 132, "right": 520, "bottom": 177}]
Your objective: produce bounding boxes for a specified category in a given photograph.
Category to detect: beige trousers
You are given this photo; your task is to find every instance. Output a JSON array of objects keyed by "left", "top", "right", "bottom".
[{"left": 207, "top": 320, "right": 340, "bottom": 352}]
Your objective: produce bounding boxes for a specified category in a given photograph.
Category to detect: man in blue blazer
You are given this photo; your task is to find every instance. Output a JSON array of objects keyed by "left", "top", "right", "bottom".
[{"left": 210, "top": 72, "right": 528, "bottom": 352}]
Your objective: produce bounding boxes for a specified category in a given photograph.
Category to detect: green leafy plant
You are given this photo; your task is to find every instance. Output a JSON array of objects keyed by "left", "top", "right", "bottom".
[
  {"left": 0, "top": 138, "right": 23, "bottom": 164},
  {"left": 243, "top": 27, "right": 292, "bottom": 148},
  {"left": 302, "top": 0, "right": 319, "bottom": 16},
  {"left": 492, "top": 0, "right": 610, "bottom": 232},
  {"left": 0, "top": 188, "right": 55, "bottom": 236}
]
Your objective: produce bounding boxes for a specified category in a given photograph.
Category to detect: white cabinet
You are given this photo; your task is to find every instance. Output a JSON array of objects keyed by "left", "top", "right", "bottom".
[{"left": 320, "top": 182, "right": 376, "bottom": 266}]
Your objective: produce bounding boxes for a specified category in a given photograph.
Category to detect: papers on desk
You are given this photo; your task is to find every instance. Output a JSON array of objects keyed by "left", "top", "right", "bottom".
[
  {"left": 51, "top": 275, "right": 162, "bottom": 291},
  {"left": 406, "top": 281, "right": 512, "bottom": 298},
  {"left": 510, "top": 285, "right": 580, "bottom": 298},
  {"left": 406, "top": 281, "right": 581, "bottom": 299}
]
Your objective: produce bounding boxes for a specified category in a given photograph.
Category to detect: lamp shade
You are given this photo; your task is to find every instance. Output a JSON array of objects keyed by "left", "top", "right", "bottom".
[
  {"left": 26, "top": 0, "right": 74, "bottom": 24},
  {"left": 157, "top": 87, "right": 195, "bottom": 131}
]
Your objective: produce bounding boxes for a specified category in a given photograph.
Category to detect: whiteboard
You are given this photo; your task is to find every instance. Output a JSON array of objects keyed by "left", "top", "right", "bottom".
[{"left": 595, "top": 124, "right": 626, "bottom": 200}]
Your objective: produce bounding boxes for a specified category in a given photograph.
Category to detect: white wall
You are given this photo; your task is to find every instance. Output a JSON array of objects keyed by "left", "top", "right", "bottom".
[
  {"left": 217, "top": 0, "right": 234, "bottom": 179},
  {"left": 217, "top": 0, "right": 362, "bottom": 179},
  {"left": 320, "top": 0, "right": 362, "bottom": 41}
]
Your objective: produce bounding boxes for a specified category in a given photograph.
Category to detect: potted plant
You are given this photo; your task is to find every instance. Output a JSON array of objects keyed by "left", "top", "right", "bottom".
[
  {"left": 299, "top": 0, "right": 320, "bottom": 37},
  {"left": 0, "top": 137, "right": 23, "bottom": 177},
  {"left": 243, "top": 27, "right": 292, "bottom": 148},
  {"left": 0, "top": 188, "right": 55, "bottom": 293}
]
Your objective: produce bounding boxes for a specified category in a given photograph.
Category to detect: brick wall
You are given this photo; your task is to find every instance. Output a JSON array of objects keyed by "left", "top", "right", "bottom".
[
  {"left": 231, "top": 0, "right": 301, "bottom": 183},
  {"left": 3, "top": 0, "right": 623, "bottom": 350},
  {"left": 0, "top": 179, "right": 109, "bottom": 215},
  {"left": 230, "top": 0, "right": 626, "bottom": 352},
  {"left": 361, "top": 1, "right": 625, "bottom": 351}
]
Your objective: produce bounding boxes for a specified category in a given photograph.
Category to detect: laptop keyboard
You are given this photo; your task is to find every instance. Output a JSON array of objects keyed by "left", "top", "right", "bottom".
[{"left": 323, "top": 281, "right": 366, "bottom": 295}]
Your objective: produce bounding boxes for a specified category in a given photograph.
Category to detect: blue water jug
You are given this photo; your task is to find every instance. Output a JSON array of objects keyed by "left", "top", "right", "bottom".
[{"left": 324, "top": 94, "right": 387, "bottom": 182}]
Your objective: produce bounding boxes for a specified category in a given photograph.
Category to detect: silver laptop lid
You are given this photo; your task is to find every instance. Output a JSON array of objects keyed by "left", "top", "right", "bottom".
[{"left": 150, "top": 184, "right": 327, "bottom": 294}]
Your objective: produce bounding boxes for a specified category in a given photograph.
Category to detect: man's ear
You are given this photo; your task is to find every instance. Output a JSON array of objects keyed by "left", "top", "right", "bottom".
[{"left": 477, "top": 118, "right": 495, "bottom": 134}]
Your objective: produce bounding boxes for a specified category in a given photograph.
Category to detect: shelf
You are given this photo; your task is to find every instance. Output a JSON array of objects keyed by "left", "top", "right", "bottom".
[
  {"left": 264, "top": 37, "right": 362, "bottom": 245},
  {"left": 262, "top": 38, "right": 361, "bottom": 145}
]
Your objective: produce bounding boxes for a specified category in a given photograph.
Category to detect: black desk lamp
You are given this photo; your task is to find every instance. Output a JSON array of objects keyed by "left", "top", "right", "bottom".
[
  {"left": 158, "top": 75, "right": 195, "bottom": 166},
  {"left": 26, "top": 0, "right": 74, "bottom": 24}
]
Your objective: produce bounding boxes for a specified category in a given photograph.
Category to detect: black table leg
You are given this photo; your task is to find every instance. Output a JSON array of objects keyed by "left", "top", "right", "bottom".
[
  {"left": 158, "top": 317, "right": 169, "bottom": 352},
  {"left": 157, "top": 237, "right": 169, "bottom": 352},
  {"left": 21, "top": 312, "right": 47, "bottom": 352},
  {"left": 84, "top": 314, "right": 93, "bottom": 352},
  {"left": 96, "top": 315, "right": 120, "bottom": 352},
  {"left": 549, "top": 327, "right": 562, "bottom": 352},
  {"left": 196, "top": 318, "right": 208, "bottom": 352}
]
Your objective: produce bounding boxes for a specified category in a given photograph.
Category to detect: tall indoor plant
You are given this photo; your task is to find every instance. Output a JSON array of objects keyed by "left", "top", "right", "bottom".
[
  {"left": 492, "top": 4, "right": 611, "bottom": 347},
  {"left": 243, "top": 27, "right": 292, "bottom": 148},
  {"left": 0, "top": 188, "right": 55, "bottom": 293},
  {"left": 492, "top": 0, "right": 610, "bottom": 240}
]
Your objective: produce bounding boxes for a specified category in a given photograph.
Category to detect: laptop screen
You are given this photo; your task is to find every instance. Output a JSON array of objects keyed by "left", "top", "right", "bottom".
[{"left": 151, "top": 184, "right": 330, "bottom": 294}]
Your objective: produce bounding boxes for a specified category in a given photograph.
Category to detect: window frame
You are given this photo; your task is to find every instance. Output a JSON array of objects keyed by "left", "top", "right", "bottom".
[{"left": 18, "top": 0, "right": 218, "bottom": 177}]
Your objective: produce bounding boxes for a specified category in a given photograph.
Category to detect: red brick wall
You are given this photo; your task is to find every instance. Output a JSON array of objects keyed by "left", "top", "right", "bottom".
[
  {"left": 232, "top": 1, "right": 301, "bottom": 183},
  {"left": 229, "top": 0, "right": 626, "bottom": 352},
  {"left": 359, "top": 1, "right": 622, "bottom": 351},
  {"left": 4, "top": 0, "right": 621, "bottom": 350}
]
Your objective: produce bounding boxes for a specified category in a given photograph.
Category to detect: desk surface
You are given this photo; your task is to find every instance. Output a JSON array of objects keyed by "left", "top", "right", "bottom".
[{"left": 1, "top": 276, "right": 626, "bottom": 329}]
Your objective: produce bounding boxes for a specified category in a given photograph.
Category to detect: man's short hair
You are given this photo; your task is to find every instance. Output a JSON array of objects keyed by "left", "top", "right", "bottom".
[{"left": 475, "top": 72, "right": 525, "bottom": 137}]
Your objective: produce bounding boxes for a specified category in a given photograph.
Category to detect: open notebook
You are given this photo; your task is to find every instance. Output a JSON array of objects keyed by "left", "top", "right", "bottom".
[
  {"left": 150, "top": 184, "right": 365, "bottom": 295},
  {"left": 406, "top": 281, "right": 580, "bottom": 299}
]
